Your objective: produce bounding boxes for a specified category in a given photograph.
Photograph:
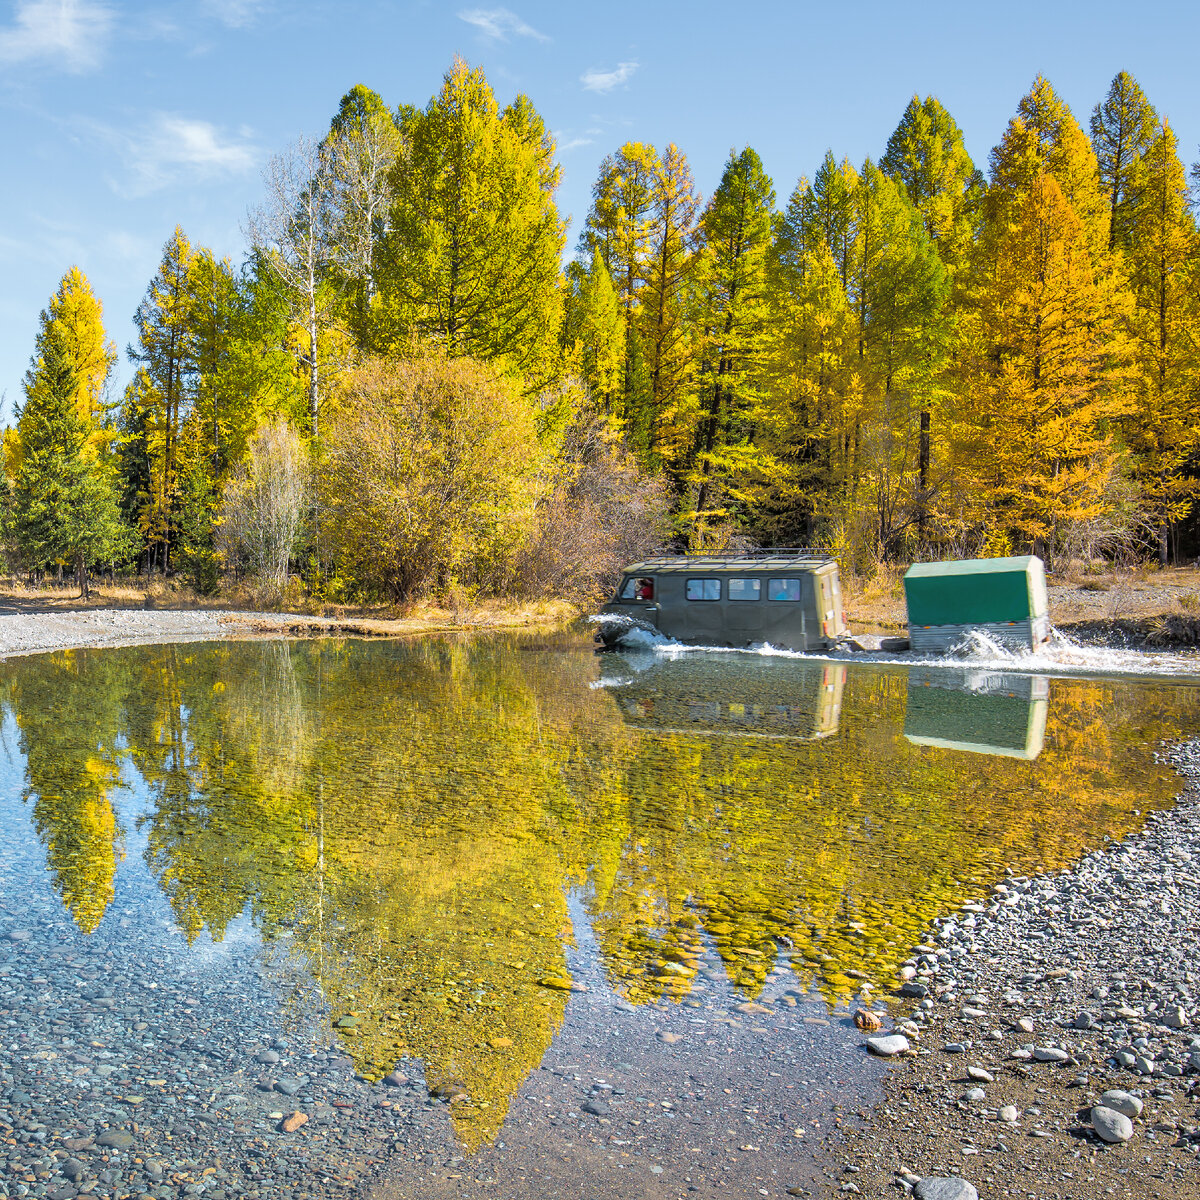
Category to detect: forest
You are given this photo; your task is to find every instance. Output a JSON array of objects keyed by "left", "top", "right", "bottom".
[{"left": 6, "top": 62, "right": 1199, "bottom": 602}]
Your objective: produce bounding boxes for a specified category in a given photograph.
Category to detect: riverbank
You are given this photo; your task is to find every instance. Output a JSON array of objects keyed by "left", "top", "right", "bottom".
[
  {"left": 0, "top": 604, "right": 574, "bottom": 659},
  {"left": 827, "top": 743, "right": 1200, "bottom": 1200}
]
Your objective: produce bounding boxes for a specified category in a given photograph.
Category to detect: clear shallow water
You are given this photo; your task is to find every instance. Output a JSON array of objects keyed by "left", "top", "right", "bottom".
[{"left": 0, "top": 631, "right": 1198, "bottom": 1190}]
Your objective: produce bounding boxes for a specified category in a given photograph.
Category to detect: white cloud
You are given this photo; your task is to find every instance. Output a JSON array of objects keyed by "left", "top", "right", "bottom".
[
  {"left": 581, "top": 61, "right": 637, "bottom": 94},
  {"left": 82, "top": 113, "right": 258, "bottom": 196},
  {"left": 457, "top": 7, "right": 548, "bottom": 42},
  {"left": 201, "top": 0, "right": 267, "bottom": 29},
  {"left": 0, "top": 0, "right": 113, "bottom": 72},
  {"left": 558, "top": 135, "right": 594, "bottom": 152}
]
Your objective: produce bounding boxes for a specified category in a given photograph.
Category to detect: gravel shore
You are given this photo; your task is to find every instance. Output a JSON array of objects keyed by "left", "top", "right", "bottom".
[
  {"left": 830, "top": 743, "right": 1200, "bottom": 1199},
  {"left": 0, "top": 611, "right": 235, "bottom": 658}
]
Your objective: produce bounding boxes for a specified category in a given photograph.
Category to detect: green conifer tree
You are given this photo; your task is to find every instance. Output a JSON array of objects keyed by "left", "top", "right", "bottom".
[
  {"left": 12, "top": 327, "right": 129, "bottom": 597},
  {"left": 687, "top": 148, "right": 776, "bottom": 542}
]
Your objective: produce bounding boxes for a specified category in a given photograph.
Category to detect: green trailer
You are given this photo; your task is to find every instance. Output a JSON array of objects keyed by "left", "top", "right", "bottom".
[{"left": 903, "top": 555, "right": 1050, "bottom": 652}]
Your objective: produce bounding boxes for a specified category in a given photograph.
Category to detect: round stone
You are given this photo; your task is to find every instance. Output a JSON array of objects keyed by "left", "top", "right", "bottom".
[{"left": 1091, "top": 1105, "right": 1135, "bottom": 1143}]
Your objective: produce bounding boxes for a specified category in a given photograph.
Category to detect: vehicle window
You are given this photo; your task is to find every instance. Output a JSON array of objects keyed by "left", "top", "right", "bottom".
[
  {"left": 768, "top": 578, "right": 802, "bottom": 601},
  {"left": 728, "top": 578, "right": 761, "bottom": 601},
  {"left": 619, "top": 577, "right": 639, "bottom": 600},
  {"left": 686, "top": 578, "right": 721, "bottom": 601},
  {"left": 635, "top": 577, "right": 655, "bottom": 600}
]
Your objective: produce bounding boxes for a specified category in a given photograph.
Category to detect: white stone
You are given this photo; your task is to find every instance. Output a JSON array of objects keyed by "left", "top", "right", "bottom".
[
  {"left": 1091, "top": 1105, "right": 1134, "bottom": 1144},
  {"left": 866, "top": 1034, "right": 910, "bottom": 1057},
  {"left": 914, "top": 1178, "right": 979, "bottom": 1200}
]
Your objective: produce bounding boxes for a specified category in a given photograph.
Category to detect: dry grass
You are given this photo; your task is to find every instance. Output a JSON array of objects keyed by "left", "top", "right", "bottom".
[
  {"left": 844, "top": 562, "right": 908, "bottom": 631},
  {"left": 0, "top": 576, "right": 578, "bottom": 632}
]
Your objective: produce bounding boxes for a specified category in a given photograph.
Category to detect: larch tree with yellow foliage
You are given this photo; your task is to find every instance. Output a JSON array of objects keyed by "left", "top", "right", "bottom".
[
  {"left": 379, "top": 60, "right": 566, "bottom": 389},
  {"left": 686, "top": 148, "right": 776, "bottom": 545},
  {"left": 122, "top": 227, "right": 199, "bottom": 575},
  {"left": 1122, "top": 120, "right": 1200, "bottom": 561},
  {"left": 6, "top": 266, "right": 118, "bottom": 477},
  {"left": 958, "top": 174, "right": 1130, "bottom": 558},
  {"left": 579, "top": 141, "right": 662, "bottom": 442}
]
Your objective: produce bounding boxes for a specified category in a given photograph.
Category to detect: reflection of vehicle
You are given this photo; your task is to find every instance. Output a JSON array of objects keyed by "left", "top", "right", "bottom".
[
  {"left": 602, "top": 654, "right": 847, "bottom": 741},
  {"left": 595, "top": 550, "right": 847, "bottom": 651},
  {"left": 903, "top": 670, "right": 1049, "bottom": 760}
]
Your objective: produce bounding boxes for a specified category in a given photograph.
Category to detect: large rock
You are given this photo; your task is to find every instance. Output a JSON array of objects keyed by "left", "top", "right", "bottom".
[
  {"left": 865, "top": 1033, "right": 910, "bottom": 1057},
  {"left": 1098, "top": 1089, "right": 1142, "bottom": 1119},
  {"left": 914, "top": 1177, "right": 979, "bottom": 1200},
  {"left": 1091, "top": 1105, "right": 1134, "bottom": 1143}
]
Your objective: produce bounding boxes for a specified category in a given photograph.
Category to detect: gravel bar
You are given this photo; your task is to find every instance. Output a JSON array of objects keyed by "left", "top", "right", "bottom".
[
  {"left": 0, "top": 611, "right": 309, "bottom": 659},
  {"left": 830, "top": 742, "right": 1200, "bottom": 1199}
]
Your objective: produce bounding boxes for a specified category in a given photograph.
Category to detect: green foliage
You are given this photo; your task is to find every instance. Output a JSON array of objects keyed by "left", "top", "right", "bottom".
[
  {"left": 685, "top": 147, "right": 776, "bottom": 542},
  {"left": 378, "top": 60, "right": 566, "bottom": 387},
  {"left": 1091, "top": 71, "right": 1159, "bottom": 251},
  {"left": 11, "top": 325, "right": 130, "bottom": 589},
  {"left": 174, "top": 451, "right": 220, "bottom": 594}
]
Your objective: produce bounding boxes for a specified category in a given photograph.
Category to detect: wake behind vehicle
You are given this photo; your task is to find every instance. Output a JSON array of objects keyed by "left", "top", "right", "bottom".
[{"left": 594, "top": 550, "right": 848, "bottom": 652}]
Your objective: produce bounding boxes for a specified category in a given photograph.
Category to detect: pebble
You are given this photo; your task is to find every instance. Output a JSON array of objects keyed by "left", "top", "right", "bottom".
[
  {"left": 866, "top": 1034, "right": 910, "bottom": 1057},
  {"left": 656, "top": 1030, "right": 682, "bottom": 1044},
  {"left": 914, "top": 1178, "right": 979, "bottom": 1200},
  {"left": 999, "top": 1105, "right": 1018, "bottom": 1123},
  {"left": 965, "top": 1066, "right": 992, "bottom": 1083},
  {"left": 1090, "top": 1105, "right": 1135, "bottom": 1143},
  {"left": 1032, "top": 1046, "right": 1068, "bottom": 1063},
  {"left": 943, "top": 1042, "right": 966, "bottom": 1054}
]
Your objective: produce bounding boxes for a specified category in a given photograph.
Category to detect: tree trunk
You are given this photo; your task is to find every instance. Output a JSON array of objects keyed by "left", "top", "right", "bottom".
[
  {"left": 1159, "top": 522, "right": 1169, "bottom": 567},
  {"left": 309, "top": 292, "right": 320, "bottom": 441},
  {"left": 918, "top": 410, "right": 931, "bottom": 541},
  {"left": 77, "top": 556, "right": 88, "bottom": 601}
]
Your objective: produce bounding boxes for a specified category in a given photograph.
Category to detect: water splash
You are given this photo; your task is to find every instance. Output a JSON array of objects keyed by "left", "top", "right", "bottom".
[{"left": 597, "top": 615, "right": 1200, "bottom": 682}]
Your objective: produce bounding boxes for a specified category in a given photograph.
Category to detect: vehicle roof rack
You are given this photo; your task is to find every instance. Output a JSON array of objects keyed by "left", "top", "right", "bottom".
[{"left": 629, "top": 548, "right": 839, "bottom": 569}]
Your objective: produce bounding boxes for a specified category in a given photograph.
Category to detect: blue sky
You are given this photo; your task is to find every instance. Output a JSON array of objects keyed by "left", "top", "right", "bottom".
[{"left": 1, "top": 0, "right": 1196, "bottom": 421}]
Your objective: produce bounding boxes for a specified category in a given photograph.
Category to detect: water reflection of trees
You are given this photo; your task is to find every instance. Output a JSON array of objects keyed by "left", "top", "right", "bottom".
[{"left": 3, "top": 637, "right": 1198, "bottom": 1148}]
